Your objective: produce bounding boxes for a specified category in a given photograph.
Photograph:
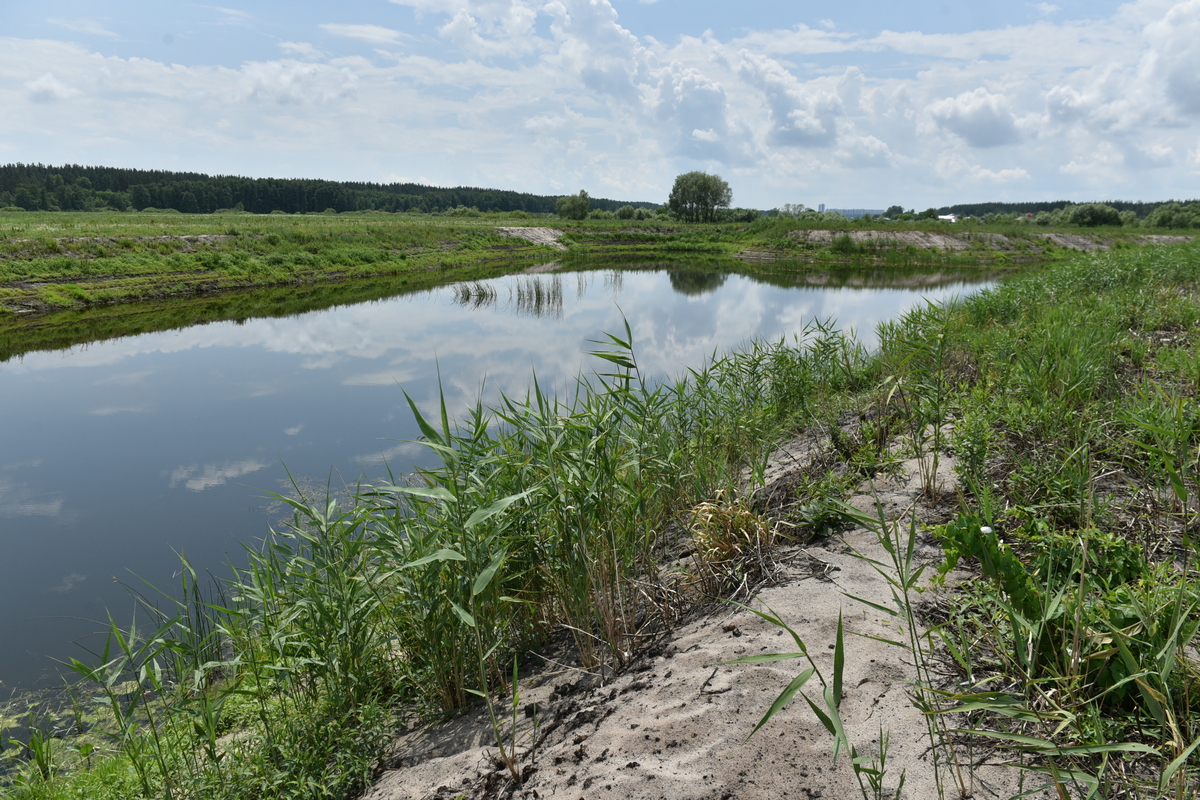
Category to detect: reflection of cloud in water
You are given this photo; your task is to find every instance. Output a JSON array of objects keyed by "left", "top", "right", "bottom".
[
  {"left": 89, "top": 406, "right": 148, "bottom": 416},
  {"left": 169, "top": 459, "right": 269, "bottom": 492},
  {"left": 52, "top": 573, "right": 86, "bottom": 593},
  {"left": 94, "top": 370, "right": 154, "bottom": 386},
  {"left": 353, "top": 440, "right": 424, "bottom": 466},
  {"left": 284, "top": 424, "right": 304, "bottom": 436},
  {"left": 342, "top": 367, "right": 416, "bottom": 387},
  {"left": 0, "top": 476, "right": 65, "bottom": 518}
]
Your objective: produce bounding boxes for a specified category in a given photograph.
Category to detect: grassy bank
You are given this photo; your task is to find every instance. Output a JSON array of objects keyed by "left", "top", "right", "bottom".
[
  {"left": 4, "top": 210, "right": 1189, "bottom": 323},
  {"left": 0, "top": 212, "right": 561, "bottom": 316},
  {"left": 3, "top": 240, "right": 1200, "bottom": 799}
]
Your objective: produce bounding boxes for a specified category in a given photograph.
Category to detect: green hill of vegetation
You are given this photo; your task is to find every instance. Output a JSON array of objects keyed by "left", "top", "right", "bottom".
[{"left": 0, "top": 163, "right": 657, "bottom": 216}]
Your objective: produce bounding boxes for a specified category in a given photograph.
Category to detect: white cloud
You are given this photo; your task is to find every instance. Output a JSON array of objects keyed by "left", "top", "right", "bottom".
[
  {"left": 928, "top": 88, "right": 1021, "bottom": 148},
  {"left": 1144, "top": 0, "right": 1200, "bottom": 115},
  {"left": 48, "top": 18, "right": 118, "bottom": 38},
  {"left": 319, "top": 23, "right": 405, "bottom": 46},
  {"left": 25, "top": 72, "right": 79, "bottom": 102},
  {"left": 6, "top": 0, "right": 1200, "bottom": 207},
  {"left": 936, "top": 151, "right": 1031, "bottom": 182},
  {"left": 280, "top": 41, "right": 321, "bottom": 58},
  {"left": 284, "top": 424, "right": 305, "bottom": 436}
]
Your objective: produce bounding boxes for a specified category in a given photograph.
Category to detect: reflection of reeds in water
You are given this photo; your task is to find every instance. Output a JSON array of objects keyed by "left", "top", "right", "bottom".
[
  {"left": 510, "top": 275, "right": 563, "bottom": 319},
  {"left": 450, "top": 281, "right": 498, "bottom": 311},
  {"left": 452, "top": 272, "right": 622, "bottom": 319},
  {"left": 604, "top": 270, "right": 623, "bottom": 293}
]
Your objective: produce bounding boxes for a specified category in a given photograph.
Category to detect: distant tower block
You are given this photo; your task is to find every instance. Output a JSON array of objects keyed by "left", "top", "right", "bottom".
[{"left": 818, "top": 203, "right": 825, "bottom": 213}]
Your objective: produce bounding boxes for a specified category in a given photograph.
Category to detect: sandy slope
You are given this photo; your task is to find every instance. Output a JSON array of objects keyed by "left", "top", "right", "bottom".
[{"left": 363, "top": 445, "right": 1055, "bottom": 800}]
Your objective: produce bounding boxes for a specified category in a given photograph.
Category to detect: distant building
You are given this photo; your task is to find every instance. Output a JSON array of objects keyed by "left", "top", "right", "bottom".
[
  {"left": 937, "top": 214, "right": 959, "bottom": 223},
  {"left": 818, "top": 203, "right": 825, "bottom": 213}
]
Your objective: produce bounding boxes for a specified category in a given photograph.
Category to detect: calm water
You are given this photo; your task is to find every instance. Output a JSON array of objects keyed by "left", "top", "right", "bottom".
[{"left": 0, "top": 265, "right": 992, "bottom": 690}]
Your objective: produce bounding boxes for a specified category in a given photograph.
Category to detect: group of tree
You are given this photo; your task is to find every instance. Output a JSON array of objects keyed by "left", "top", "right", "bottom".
[
  {"left": 667, "top": 171, "right": 733, "bottom": 222},
  {"left": 0, "top": 163, "right": 655, "bottom": 216},
  {"left": 557, "top": 172, "right": 756, "bottom": 223},
  {"left": 935, "top": 198, "right": 1200, "bottom": 227}
]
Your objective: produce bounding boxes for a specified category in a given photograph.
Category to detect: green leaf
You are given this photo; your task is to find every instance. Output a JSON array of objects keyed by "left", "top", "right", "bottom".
[
  {"left": 449, "top": 600, "right": 476, "bottom": 628},
  {"left": 375, "top": 484, "right": 457, "bottom": 502},
  {"left": 833, "top": 612, "right": 844, "bottom": 708},
  {"left": 723, "top": 652, "right": 808, "bottom": 665},
  {"left": 746, "top": 668, "right": 814, "bottom": 740},
  {"left": 464, "top": 489, "right": 534, "bottom": 530},
  {"left": 842, "top": 592, "right": 897, "bottom": 617},
  {"left": 1160, "top": 733, "right": 1200, "bottom": 791},
  {"left": 404, "top": 392, "right": 444, "bottom": 446},
  {"left": 473, "top": 550, "right": 507, "bottom": 597},
  {"left": 404, "top": 548, "right": 466, "bottom": 568}
]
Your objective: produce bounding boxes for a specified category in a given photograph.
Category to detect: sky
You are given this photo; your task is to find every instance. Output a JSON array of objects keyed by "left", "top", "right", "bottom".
[{"left": 2, "top": 0, "right": 1199, "bottom": 210}]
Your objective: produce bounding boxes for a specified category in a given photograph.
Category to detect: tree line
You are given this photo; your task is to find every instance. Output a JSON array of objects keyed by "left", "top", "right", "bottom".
[
  {"left": 938, "top": 198, "right": 1199, "bottom": 221},
  {"left": 0, "top": 163, "right": 656, "bottom": 216}
]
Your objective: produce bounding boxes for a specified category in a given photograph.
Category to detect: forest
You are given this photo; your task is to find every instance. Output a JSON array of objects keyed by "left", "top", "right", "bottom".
[{"left": 0, "top": 163, "right": 655, "bottom": 216}]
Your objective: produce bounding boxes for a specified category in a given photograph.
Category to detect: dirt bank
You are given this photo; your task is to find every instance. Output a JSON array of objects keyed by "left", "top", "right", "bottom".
[
  {"left": 783, "top": 228, "right": 1192, "bottom": 253},
  {"left": 362, "top": 440, "right": 1052, "bottom": 800},
  {"left": 498, "top": 227, "right": 568, "bottom": 251}
]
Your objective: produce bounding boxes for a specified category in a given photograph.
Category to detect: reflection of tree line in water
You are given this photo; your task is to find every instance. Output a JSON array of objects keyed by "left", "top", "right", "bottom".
[
  {"left": 449, "top": 263, "right": 1001, "bottom": 319},
  {"left": 451, "top": 270, "right": 734, "bottom": 319}
]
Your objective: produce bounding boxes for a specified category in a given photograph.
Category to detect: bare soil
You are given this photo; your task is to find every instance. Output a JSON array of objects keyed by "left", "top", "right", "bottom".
[{"left": 497, "top": 228, "right": 568, "bottom": 252}]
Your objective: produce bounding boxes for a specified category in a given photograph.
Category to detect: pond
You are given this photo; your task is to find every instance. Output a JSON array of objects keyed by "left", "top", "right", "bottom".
[{"left": 0, "top": 263, "right": 997, "bottom": 690}]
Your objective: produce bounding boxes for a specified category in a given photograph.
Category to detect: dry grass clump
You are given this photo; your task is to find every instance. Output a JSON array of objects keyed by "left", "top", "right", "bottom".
[{"left": 688, "top": 490, "right": 781, "bottom": 597}]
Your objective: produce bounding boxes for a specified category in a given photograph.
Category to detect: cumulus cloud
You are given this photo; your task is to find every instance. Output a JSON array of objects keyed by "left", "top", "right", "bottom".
[
  {"left": 26, "top": 72, "right": 79, "bottom": 102},
  {"left": 1144, "top": 0, "right": 1200, "bottom": 115},
  {"left": 836, "top": 134, "right": 894, "bottom": 168},
  {"left": 928, "top": 88, "right": 1021, "bottom": 148},
  {"left": 234, "top": 60, "right": 358, "bottom": 104},
  {"left": 738, "top": 52, "right": 842, "bottom": 148}
]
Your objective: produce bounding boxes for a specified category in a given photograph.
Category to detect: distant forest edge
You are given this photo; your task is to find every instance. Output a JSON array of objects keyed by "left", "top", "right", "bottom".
[
  {"left": 0, "top": 163, "right": 658, "bottom": 216},
  {"left": 938, "top": 199, "right": 1199, "bottom": 218}
]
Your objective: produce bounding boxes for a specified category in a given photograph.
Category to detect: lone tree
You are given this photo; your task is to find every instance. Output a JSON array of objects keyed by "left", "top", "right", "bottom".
[
  {"left": 668, "top": 171, "right": 732, "bottom": 223},
  {"left": 556, "top": 190, "right": 590, "bottom": 220}
]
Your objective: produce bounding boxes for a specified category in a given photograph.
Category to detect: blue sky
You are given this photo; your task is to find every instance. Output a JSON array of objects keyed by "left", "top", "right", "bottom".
[{"left": 2, "top": 0, "right": 1198, "bottom": 209}]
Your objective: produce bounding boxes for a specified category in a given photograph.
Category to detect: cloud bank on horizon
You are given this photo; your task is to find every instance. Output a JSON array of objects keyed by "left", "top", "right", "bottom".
[{"left": 2, "top": 0, "right": 1199, "bottom": 209}]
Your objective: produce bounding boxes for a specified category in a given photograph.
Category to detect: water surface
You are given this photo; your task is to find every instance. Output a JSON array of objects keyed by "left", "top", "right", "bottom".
[{"left": 0, "top": 265, "right": 993, "bottom": 689}]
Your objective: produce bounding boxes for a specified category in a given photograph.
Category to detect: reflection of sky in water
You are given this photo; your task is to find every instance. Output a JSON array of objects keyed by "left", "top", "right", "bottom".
[{"left": 0, "top": 268, "right": 990, "bottom": 689}]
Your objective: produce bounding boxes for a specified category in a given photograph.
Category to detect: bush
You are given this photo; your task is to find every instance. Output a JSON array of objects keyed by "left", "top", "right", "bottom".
[
  {"left": 556, "top": 191, "right": 590, "bottom": 220},
  {"left": 1063, "top": 203, "right": 1122, "bottom": 227},
  {"left": 1145, "top": 202, "right": 1200, "bottom": 230},
  {"left": 616, "top": 205, "right": 635, "bottom": 220}
]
